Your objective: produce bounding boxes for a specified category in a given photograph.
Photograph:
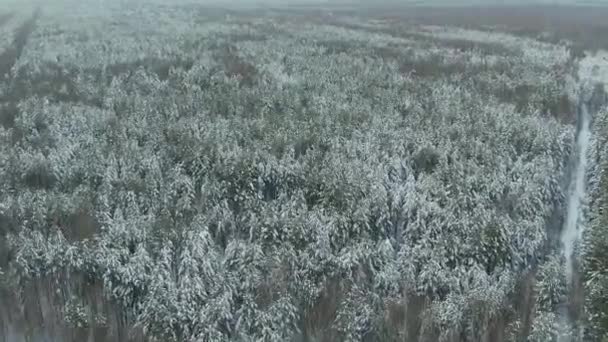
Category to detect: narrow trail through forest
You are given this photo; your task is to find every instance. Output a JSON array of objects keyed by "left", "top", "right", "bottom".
[
  {"left": 557, "top": 52, "right": 608, "bottom": 341},
  {"left": 0, "top": 8, "right": 43, "bottom": 342},
  {"left": 0, "top": 9, "right": 39, "bottom": 79},
  {"left": 0, "top": 8, "right": 40, "bottom": 128},
  {"left": 561, "top": 103, "right": 591, "bottom": 283},
  {"left": 558, "top": 101, "right": 591, "bottom": 342}
]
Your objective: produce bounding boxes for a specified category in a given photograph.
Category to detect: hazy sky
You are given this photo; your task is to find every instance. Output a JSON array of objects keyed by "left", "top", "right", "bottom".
[{"left": 207, "top": 0, "right": 608, "bottom": 6}]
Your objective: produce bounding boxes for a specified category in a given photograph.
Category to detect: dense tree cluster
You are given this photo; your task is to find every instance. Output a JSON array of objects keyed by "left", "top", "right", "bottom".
[
  {"left": 0, "top": 1, "right": 584, "bottom": 341},
  {"left": 584, "top": 101, "right": 608, "bottom": 341}
]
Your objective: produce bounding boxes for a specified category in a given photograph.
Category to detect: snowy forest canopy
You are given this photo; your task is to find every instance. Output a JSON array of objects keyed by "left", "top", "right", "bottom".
[{"left": 1, "top": 1, "right": 608, "bottom": 341}]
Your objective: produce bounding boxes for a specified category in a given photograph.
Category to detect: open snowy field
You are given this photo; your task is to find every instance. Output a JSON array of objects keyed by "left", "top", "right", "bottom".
[{"left": 1, "top": 1, "right": 608, "bottom": 342}]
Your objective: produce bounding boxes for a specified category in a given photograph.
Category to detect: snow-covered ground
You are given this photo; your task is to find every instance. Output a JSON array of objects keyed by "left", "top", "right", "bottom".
[{"left": 561, "top": 103, "right": 591, "bottom": 283}]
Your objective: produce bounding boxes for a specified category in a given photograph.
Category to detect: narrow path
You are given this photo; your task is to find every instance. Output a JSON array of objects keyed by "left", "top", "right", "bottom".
[
  {"left": 561, "top": 103, "right": 591, "bottom": 283},
  {"left": 557, "top": 51, "right": 608, "bottom": 341},
  {"left": 0, "top": 9, "right": 39, "bottom": 79},
  {"left": 0, "top": 9, "right": 41, "bottom": 340},
  {"left": 0, "top": 8, "right": 40, "bottom": 128},
  {"left": 557, "top": 101, "right": 591, "bottom": 342}
]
